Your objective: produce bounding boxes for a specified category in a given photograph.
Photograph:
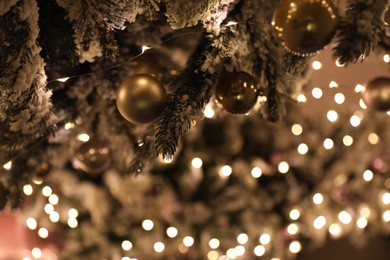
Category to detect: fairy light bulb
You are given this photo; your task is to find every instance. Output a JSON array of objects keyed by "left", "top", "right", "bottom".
[
  {"left": 207, "top": 251, "right": 219, "bottom": 260},
  {"left": 297, "top": 143, "right": 308, "bottom": 155},
  {"left": 254, "top": 245, "right": 265, "bottom": 256},
  {"left": 383, "top": 210, "right": 390, "bottom": 222},
  {"left": 363, "top": 170, "right": 373, "bottom": 182},
  {"left": 312, "top": 87, "right": 323, "bottom": 99},
  {"left": 166, "top": 227, "right": 178, "bottom": 238},
  {"left": 381, "top": 192, "right": 390, "bottom": 205},
  {"left": 48, "top": 194, "right": 59, "bottom": 205},
  {"left": 368, "top": 133, "right": 379, "bottom": 145},
  {"left": 289, "top": 209, "right": 301, "bottom": 220},
  {"left": 342, "top": 135, "right": 353, "bottom": 146},
  {"left": 183, "top": 236, "right": 194, "bottom": 247},
  {"left": 23, "top": 184, "right": 33, "bottom": 196},
  {"left": 334, "top": 93, "right": 345, "bottom": 104},
  {"left": 338, "top": 211, "right": 352, "bottom": 224},
  {"left": 313, "top": 216, "right": 327, "bottom": 229},
  {"left": 291, "top": 124, "right": 303, "bottom": 135},
  {"left": 38, "top": 227, "right": 49, "bottom": 239},
  {"left": 350, "top": 115, "right": 361, "bottom": 127},
  {"left": 259, "top": 233, "right": 271, "bottom": 245},
  {"left": 191, "top": 157, "right": 203, "bottom": 169},
  {"left": 297, "top": 94, "right": 307, "bottom": 103},
  {"left": 359, "top": 98, "right": 367, "bottom": 109},
  {"left": 226, "top": 248, "right": 237, "bottom": 259},
  {"left": 323, "top": 138, "right": 334, "bottom": 150},
  {"left": 251, "top": 167, "right": 262, "bottom": 178},
  {"left": 68, "top": 208, "right": 79, "bottom": 218},
  {"left": 384, "top": 54, "right": 390, "bottom": 63},
  {"left": 219, "top": 165, "right": 232, "bottom": 177},
  {"left": 3, "top": 161, "right": 12, "bottom": 170},
  {"left": 204, "top": 104, "right": 215, "bottom": 118},
  {"left": 26, "top": 218, "right": 37, "bottom": 230},
  {"left": 154, "top": 242, "right": 165, "bottom": 253},
  {"left": 237, "top": 233, "right": 248, "bottom": 244},
  {"left": 357, "top": 217, "right": 368, "bottom": 229},
  {"left": 289, "top": 241, "right": 301, "bottom": 254},
  {"left": 49, "top": 211, "right": 60, "bottom": 223},
  {"left": 42, "top": 186, "right": 52, "bottom": 197},
  {"left": 329, "top": 223, "right": 342, "bottom": 237},
  {"left": 235, "top": 245, "right": 245, "bottom": 256},
  {"left": 44, "top": 204, "right": 54, "bottom": 215},
  {"left": 329, "top": 81, "right": 339, "bottom": 88},
  {"left": 287, "top": 223, "right": 299, "bottom": 235},
  {"left": 142, "top": 219, "right": 154, "bottom": 231},
  {"left": 312, "top": 61, "right": 322, "bottom": 70},
  {"left": 209, "top": 238, "right": 220, "bottom": 249},
  {"left": 77, "top": 133, "right": 90, "bottom": 142},
  {"left": 360, "top": 206, "right": 371, "bottom": 218},
  {"left": 327, "top": 110, "right": 338, "bottom": 122},
  {"left": 31, "top": 248, "right": 42, "bottom": 259},
  {"left": 313, "top": 193, "right": 324, "bottom": 205},
  {"left": 122, "top": 240, "right": 133, "bottom": 251},
  {"left": 355, "top": 84, "right": 365, "bottom": 93},
  {"left": 278, "top": 161, "right": 289, "bottom": 174},
  {"left": 68, "top": 218, "right": 78, "bottom": 228}
]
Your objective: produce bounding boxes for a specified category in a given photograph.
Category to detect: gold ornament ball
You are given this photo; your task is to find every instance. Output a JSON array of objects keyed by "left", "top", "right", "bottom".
[
  {"left": 362, "top": 76, "right": 390, "bottom": 112},
  {"left": 74, "top": 139, "right": 111, "bottom": 175},
  {"left": 272, "top": 0, "right": 338, "bottom": 56},
  {"left": 116, "top": 74, "right": 166, "bottom": 124},
  {"left": 216, "top": 71, "right": 258, "bottom": 114}
]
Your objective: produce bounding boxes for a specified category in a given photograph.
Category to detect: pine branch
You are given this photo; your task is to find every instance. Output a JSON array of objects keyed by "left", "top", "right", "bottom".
[
  {"left": 155, "top": 36, "right": 219, "bottom": 160},
  {"left": 0, "top": 0, "right": 58, "bottom": 164},
  {"left": 333, "top": 0, "right": 387, "bottom": 65}
]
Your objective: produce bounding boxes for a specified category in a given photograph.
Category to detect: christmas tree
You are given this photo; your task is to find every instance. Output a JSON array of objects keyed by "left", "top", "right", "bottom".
[{"left": 1, "top": 0, "right": 390, "bottom": 259}]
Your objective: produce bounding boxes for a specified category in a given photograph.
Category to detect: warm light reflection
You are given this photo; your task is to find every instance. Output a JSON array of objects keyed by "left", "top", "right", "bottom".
[
  {"left": 191, "top": 157, "right": 203, "bottom": 169},
  {"left": 278, "top": 161, "right": 289, "bottom": 174}
]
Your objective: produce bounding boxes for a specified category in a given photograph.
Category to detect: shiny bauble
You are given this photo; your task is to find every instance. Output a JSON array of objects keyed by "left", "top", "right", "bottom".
[
  {"left": 383, "top": 6, "right": 390, "bottom": 26},
  {"left": 132, "top": 54, "right": 162, "bottom": 79},
  {"left": 215, "top": 71, "right": 258, "bottom": 114},
  {"left": 362, "top": 77, "right": 390, "bottom": 112},
  {"left": 272, "top": 0, "right": 338, "bottom": 56},
  {"left": 74, "top": 139, "right": 111, "bottom": 175},
  {"left": 116, "top": 74, "right": 166, "bottom": 124}
]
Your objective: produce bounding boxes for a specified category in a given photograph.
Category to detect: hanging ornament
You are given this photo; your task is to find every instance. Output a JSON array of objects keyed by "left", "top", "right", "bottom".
[
  {"left": 73, "top": 139, "right": 111, "bottom": 175},
  {"left": 116, "top": 74, "right": 166, "bottom": 124},
  {"left": 215, "top": 71, "right": 258, "bottom": 114},
  {"left": 383, "top": 5, "right": 390, "bottom": 26},
  {"left": 362, "top": 76, "right": 390, "bottom": 112},
  {"left": 272, "top": 0, "right": 338, "bottom": 56}
]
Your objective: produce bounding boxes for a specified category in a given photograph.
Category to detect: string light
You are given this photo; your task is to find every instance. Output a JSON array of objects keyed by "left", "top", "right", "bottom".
[
  {"left": 226, "top": 248, "right": 237, "bottom": 259},
  {"left": 291, "top": 124, "right": 303, "bottom": 136},
  {"left": 254, "top": 245, "right": 266, "bottom": 256},
  {"left": 289, "top": 241, "right": 302, "bottom": 254},
  {"left": 183, "top": 236, "right": 194, "bottom": 247},
  {"left": 204, "top": 103, "right": 215, "bottom": 118},
  {"left": 360, "top": 206, "right": 371, "bottom": 218},
  {"left": 312, "top": 61, "right": 322, "bottom": 70},
  {"left": 363, "top": 170, "right": 374, "bottom": 182},
  {"left": 226, "top": 21, "right": 238, "bottom": 26},
  {"left": 350, "top": 115, "right": 361, "bottom": 127},
  {"left": 191, "top": 157, "right": 203, "bottom": 169},
  {"left": 259, "top": 233, "right": 271, "bottom": 245},
  {"left": 327, "top": 110, "right": 338, "bottom": 122},
  {"left": 141, "top": 45, "right": 152, "bottom": 53},
  {"left": 48, "top": 194, "right": 59, "bottom": 205},
  {"left": 368, "top": 133, "right": 379, "bottom": 145},
  {"left": 313, "top": 216, "right": 327, "bottom": 229},
  {"left": 329, "top": 81, "right": 339, "bottom": 88},
  {"left": 287, "top": 223, "right": 299, "bottom": 235},
  {"left": 68, "top": 208, "right": 79, "bottom": 218},
  {"left": 383, "top": 210, "right": 390, "bottom": 222},
  {"left": 237, "top": 233, "right": 248, "bottom": 244},
  {"left": 342, "top": 135, "right": 353, "bottom": 146},
  {"left": 68, "top": 218, "right": 78, "bottom": 228},
  {"left": 381, "top": 192, "right": 390, "bottom": 205},
  {"left": 355, "top": 84, "right": 365, "bottom": 93},
  {"left": 77, "top": 133, "right": 90, "bottom": 142},
  {"left": 383, "top": 54, "right": 390, "bottom": 63},
  {"left": 334, "top": 93, "right": 345, "bottom": 104},
  {"left": 154, "top": 242, "right": 165, "bottom": 253},
  {"left": 357, "top": 217, "right": 368, "bottom": 229},
  {"left": 49, "top": 211, "right": 60, "bottom": 223},
  {"left": 3, "top": 161, "right": 12, "bottom": 170},
  {"left": 234, "top": 245, "right": 245, "bottom": 256},
  {"left": 44, "top": 203, "right": 55, "bottom": 214},
  {"left": 251, "top": 167, "right": 262, "bottom": 178},
  {"left": 207, "top": 251, "right": 219, "bottom": 260},
  {"left": 23, "top": 184, "right": 33, "bottom": 196},
  {"left": 122, "top": 240, "right": 133, "bottom": 251},
  {"left": 31, "top": 248, "right": 42, "bottom": 259},
  {"left": 297, "top": 94, "right": 307, "bottom": 103},
  {"left": 278, "top": 161, "right": 289, "bottom": 174},
  {"left": 166, "top": 227, "right": 178, "bottom": 238},
  {"left": 297, "top": 143, "right": 308, "bottom": 155},
  {"left": 38, "top": 227, "right": 49, "bottom": 239},
  {"left": 329, "top": 223, "right": 342, "bottom": 238},
  {"left": 323, "top": 138, "right": 334, "bottom": 150},
  {"left": 42, "top": 186, "right": 52, "bottom": 197},
  {"left": 219, "top": 165, "right": 232, "bottom": 177},
  {"left": 209, "top": 238, "right": 220, "bottom": 249},
  {"left": 64, "top": 122, "right": 75, "bottom": 130},
  {"left": 338, "top": 211, "right": 352, "bottom": 224},
  {"left": 142, "top": 219, "right": 154, "bottom": 231},
  {"left": 26, "top": 218, "right": 38, "bottom": 230},
  {"left": 289, "top": 209, "right": 301, "bottom": 220},
  {"left": 312, "top": 87, "right": 323, "bottom": 99}
]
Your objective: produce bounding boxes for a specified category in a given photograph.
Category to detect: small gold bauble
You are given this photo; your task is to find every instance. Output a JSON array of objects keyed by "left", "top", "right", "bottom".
[
  {"left": 116, "top": 74, "right": 166, "bottom": 124},
  {"left": 362, "top": 76, "right": 390, "bottom": 112},
  {"left": 272, "top": 0, "right": 338, "bottom": 56},
  {"left": 215, "top": 71, "right": 258, "bottom": 114},
  {"left": 74, "top": 139, "right": 111, "bottom": 175}
]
